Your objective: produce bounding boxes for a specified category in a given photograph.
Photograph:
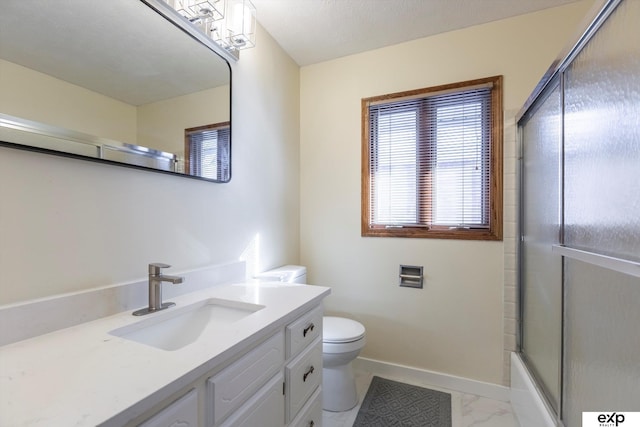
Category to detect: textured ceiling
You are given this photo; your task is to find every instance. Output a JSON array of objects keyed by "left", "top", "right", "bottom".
[{"left": 252, "top": 0, "right": 581, "bottom": 66}]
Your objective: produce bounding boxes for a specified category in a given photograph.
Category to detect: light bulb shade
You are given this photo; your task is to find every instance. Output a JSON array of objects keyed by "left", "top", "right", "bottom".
[
  {"left": 225, "top": 0, "right": 256, "bottom": 49},
  {"left": 190, "top": 0, "right": 225, "bottom": 21}
]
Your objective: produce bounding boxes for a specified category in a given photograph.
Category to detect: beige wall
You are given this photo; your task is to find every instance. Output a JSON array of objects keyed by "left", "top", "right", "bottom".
[
  {"left": 0, "top": 23, "right": 300, "bottom": 304},
  {"left": 300, "top": 1, "right": 594, "bottom": 385}
]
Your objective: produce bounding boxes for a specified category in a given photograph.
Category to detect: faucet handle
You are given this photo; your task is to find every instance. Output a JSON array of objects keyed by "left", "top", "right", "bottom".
[{"left": 149, "top": 263, "right": 171, "bottom": 275}]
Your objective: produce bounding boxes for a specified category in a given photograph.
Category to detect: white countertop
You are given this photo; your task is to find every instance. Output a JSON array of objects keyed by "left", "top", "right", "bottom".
[{"left": 0, "top": 281, "right": 330, "bottom": 426}]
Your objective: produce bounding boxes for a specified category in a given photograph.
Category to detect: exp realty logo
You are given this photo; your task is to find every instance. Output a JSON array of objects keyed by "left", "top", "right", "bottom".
[{"left": 583, "top": 412, "right": 640, "bottom": 427}]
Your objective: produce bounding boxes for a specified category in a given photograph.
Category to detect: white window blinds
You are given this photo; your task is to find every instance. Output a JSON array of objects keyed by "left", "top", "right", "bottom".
[
  {"left": 367, "top": 85, "right": 492, "bottom": 229},
  {"left": 187, "top": 126, "right": 230, "bottom": 181}
]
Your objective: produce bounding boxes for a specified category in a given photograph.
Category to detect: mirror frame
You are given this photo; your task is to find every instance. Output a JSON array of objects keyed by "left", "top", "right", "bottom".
[{"left": 0, "top": 0, "right": 233, "bottom": 183}]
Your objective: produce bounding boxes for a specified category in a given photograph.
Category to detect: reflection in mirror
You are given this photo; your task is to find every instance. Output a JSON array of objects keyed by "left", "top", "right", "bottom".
[
  {"left": 185, "top": 122, "right": 231, "bottom": 180},
  {"left": 0, "top": 0, "right": 231, "bottom": 182}
]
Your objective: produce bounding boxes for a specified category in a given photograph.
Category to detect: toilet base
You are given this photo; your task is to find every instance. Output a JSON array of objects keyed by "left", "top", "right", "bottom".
[{"left": 322, "top": 362, "right": 358, "bottom": 412}]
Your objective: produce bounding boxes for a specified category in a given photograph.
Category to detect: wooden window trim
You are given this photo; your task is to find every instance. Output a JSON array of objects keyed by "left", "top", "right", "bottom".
[{"left": 361, "top": 76, "right": 503, "bottom": 241}]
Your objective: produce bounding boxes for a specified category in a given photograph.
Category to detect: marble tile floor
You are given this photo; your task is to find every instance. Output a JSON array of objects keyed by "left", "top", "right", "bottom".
[{"left": 322, "top": 369, "right": 519, "bottom": 427}]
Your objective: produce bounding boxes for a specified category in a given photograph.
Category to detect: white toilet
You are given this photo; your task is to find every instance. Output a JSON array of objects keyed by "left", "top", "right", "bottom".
[{"left": 254, "top": 265, "right": 366, "bottom": 412}]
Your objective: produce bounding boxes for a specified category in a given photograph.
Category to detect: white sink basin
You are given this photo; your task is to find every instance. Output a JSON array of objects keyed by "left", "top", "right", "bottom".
[{"left": 110, "top": 298, "right": 264, "bottom": 351}]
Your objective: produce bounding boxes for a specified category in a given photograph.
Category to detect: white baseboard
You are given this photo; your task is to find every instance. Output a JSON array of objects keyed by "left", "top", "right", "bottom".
[
  {"left": 354, "top": 356, "right": 510, "bottom": 402},
  {"left": 510, "top": 352, "right": 558, "bottom": 427}
]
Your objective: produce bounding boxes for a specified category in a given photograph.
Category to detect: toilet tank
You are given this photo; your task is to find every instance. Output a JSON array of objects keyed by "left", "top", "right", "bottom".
[{"left": 254, "top": 265, "right": 307, "bottom": 283}]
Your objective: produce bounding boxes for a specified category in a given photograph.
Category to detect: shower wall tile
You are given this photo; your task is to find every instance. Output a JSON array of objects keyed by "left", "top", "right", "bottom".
[
  {"left": 504, "top": 238, "right": 516, "bottom": 257},
  {"left": 502, "top": 110, "right": 519, "bottom": 386},
  {"left": 504, "top": 175, "right": 517, "bottom": 191},
  {"left": 504, "top": 318, "right": 516, "bottom": 334},
  {"left": 504, "top": 207, "right": 517, "bottom": 223},
  {"left": 503, "top": 190, "right": 517, "bottom": 207},
  {"left": 504, "top": 302, "right": 517, "bottom": 320},
  {"left": 504, "top": 285, "right": 516, "bottom": 304},
  {"left": 504, "top": 254, "right": 516, "bottom": 271},
  {"left": 504, "top": 333, "right": 516, "bottom": 351},
  {"left": 502, "top": 351, "right": 513, "bottom": 388},
  {"left": 504, "top": 155, "right": 516, "bottom": 175}
]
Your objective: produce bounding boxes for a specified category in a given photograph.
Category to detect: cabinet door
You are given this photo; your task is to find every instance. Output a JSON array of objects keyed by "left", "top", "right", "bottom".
[
  {"left": 207, "top": 331, "right": 284, "bottom": 425},
  {"left": 219, "top": 373, "right": 285, "bottom": 427},
  {"left": 288, "top": 386, "right": 322, "bottom": 427},
  {"left": 138, "top": 389, "right": 198, "bottom": 427},
  {"left": 285, "top": 338, "right": 322, "bottom": 422}
]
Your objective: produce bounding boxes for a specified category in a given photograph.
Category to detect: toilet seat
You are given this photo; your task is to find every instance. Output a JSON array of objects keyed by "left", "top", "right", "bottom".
[
  {"left": 323, "top": 316, "right": 365, "bottom": 343},
  {"left": 323, "top": 337, "right": 365, "bottom": 354}
]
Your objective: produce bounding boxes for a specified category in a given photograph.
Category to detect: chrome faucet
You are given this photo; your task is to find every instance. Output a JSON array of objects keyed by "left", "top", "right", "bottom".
[{"left": 133, "top": 263, "right": 184, "bottom": 316}]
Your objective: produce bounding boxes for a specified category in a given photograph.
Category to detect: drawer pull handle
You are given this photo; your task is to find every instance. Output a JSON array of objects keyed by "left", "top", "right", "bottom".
[
  {"left": 303, "top": 323, "right": 315, "bottom": 337},
  {"left": 303, "top": 366, "right": 315, "bottom": 382}
]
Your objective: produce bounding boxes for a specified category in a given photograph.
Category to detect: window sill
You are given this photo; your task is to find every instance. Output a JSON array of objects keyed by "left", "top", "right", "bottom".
[{"left": 362, "top": 226, "right": 502, "bottom": 241}]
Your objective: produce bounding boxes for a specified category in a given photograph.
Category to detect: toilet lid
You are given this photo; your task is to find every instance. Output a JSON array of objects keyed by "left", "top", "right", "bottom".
[{"left": 323, "top": 316, "right": 365, "bottom": 343}]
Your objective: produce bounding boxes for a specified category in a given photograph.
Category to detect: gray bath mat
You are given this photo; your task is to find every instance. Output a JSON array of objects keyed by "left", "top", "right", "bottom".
[{"left": 353, "top": 376, "right": 452, "bottom": 427}]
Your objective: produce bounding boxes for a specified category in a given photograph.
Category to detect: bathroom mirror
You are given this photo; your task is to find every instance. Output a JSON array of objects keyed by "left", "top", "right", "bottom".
[{"left": 0, "top": 0, "right": 232, "bottom": 182}]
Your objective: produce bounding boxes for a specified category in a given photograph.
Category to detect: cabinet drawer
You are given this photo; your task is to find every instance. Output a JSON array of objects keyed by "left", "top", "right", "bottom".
[
  {"left": 219, "top": 372, "right": 285, "bottom": 427},
  {"left": 207, "top": 331, "right": 284, "bottom": 426},
  {"left": 286, "top": 337, "right": 322, "bottom": 422},
  {"left": 138, "top": 389, "right": 198, "bottom": 427},
  {"left": 286, "top": 305, "right": 323, "bottom": 358},
  {"left": 289, "top": 386, "right": 322, "bottom": 427}
]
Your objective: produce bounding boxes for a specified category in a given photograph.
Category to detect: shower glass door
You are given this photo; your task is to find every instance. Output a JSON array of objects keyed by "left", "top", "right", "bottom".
[
  {"left": 519, "top": 79, "right": 563, "bottom": 413},
  {"left": 562, "top": 0, "right": 640, "bottom": 424},
  {"left": 518, "top": 1, "right": 640, "bottom": 425}
]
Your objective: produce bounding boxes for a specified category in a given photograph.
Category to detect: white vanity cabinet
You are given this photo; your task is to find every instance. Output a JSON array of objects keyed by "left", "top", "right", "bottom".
[{"left": 132, "top": 304, "right": 324, "bottom": 427}]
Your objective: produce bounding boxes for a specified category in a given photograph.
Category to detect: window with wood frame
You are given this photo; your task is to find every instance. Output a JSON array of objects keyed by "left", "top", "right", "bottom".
[
  {"left": 361, "top": 76, "right": 503, "bottom": 240},
  {"left": 185, "top": 122, "right": 230, "bottom": 181}
]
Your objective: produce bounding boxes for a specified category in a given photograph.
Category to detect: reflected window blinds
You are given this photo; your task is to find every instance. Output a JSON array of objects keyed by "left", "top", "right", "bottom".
[{"left": 186, "top": 124, "right": 230, "bottom": 181}]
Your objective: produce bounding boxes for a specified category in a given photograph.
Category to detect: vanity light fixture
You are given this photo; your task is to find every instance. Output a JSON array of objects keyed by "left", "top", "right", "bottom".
[{"left": 164, "top": 0, "right": 256, "bottom": 53}]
